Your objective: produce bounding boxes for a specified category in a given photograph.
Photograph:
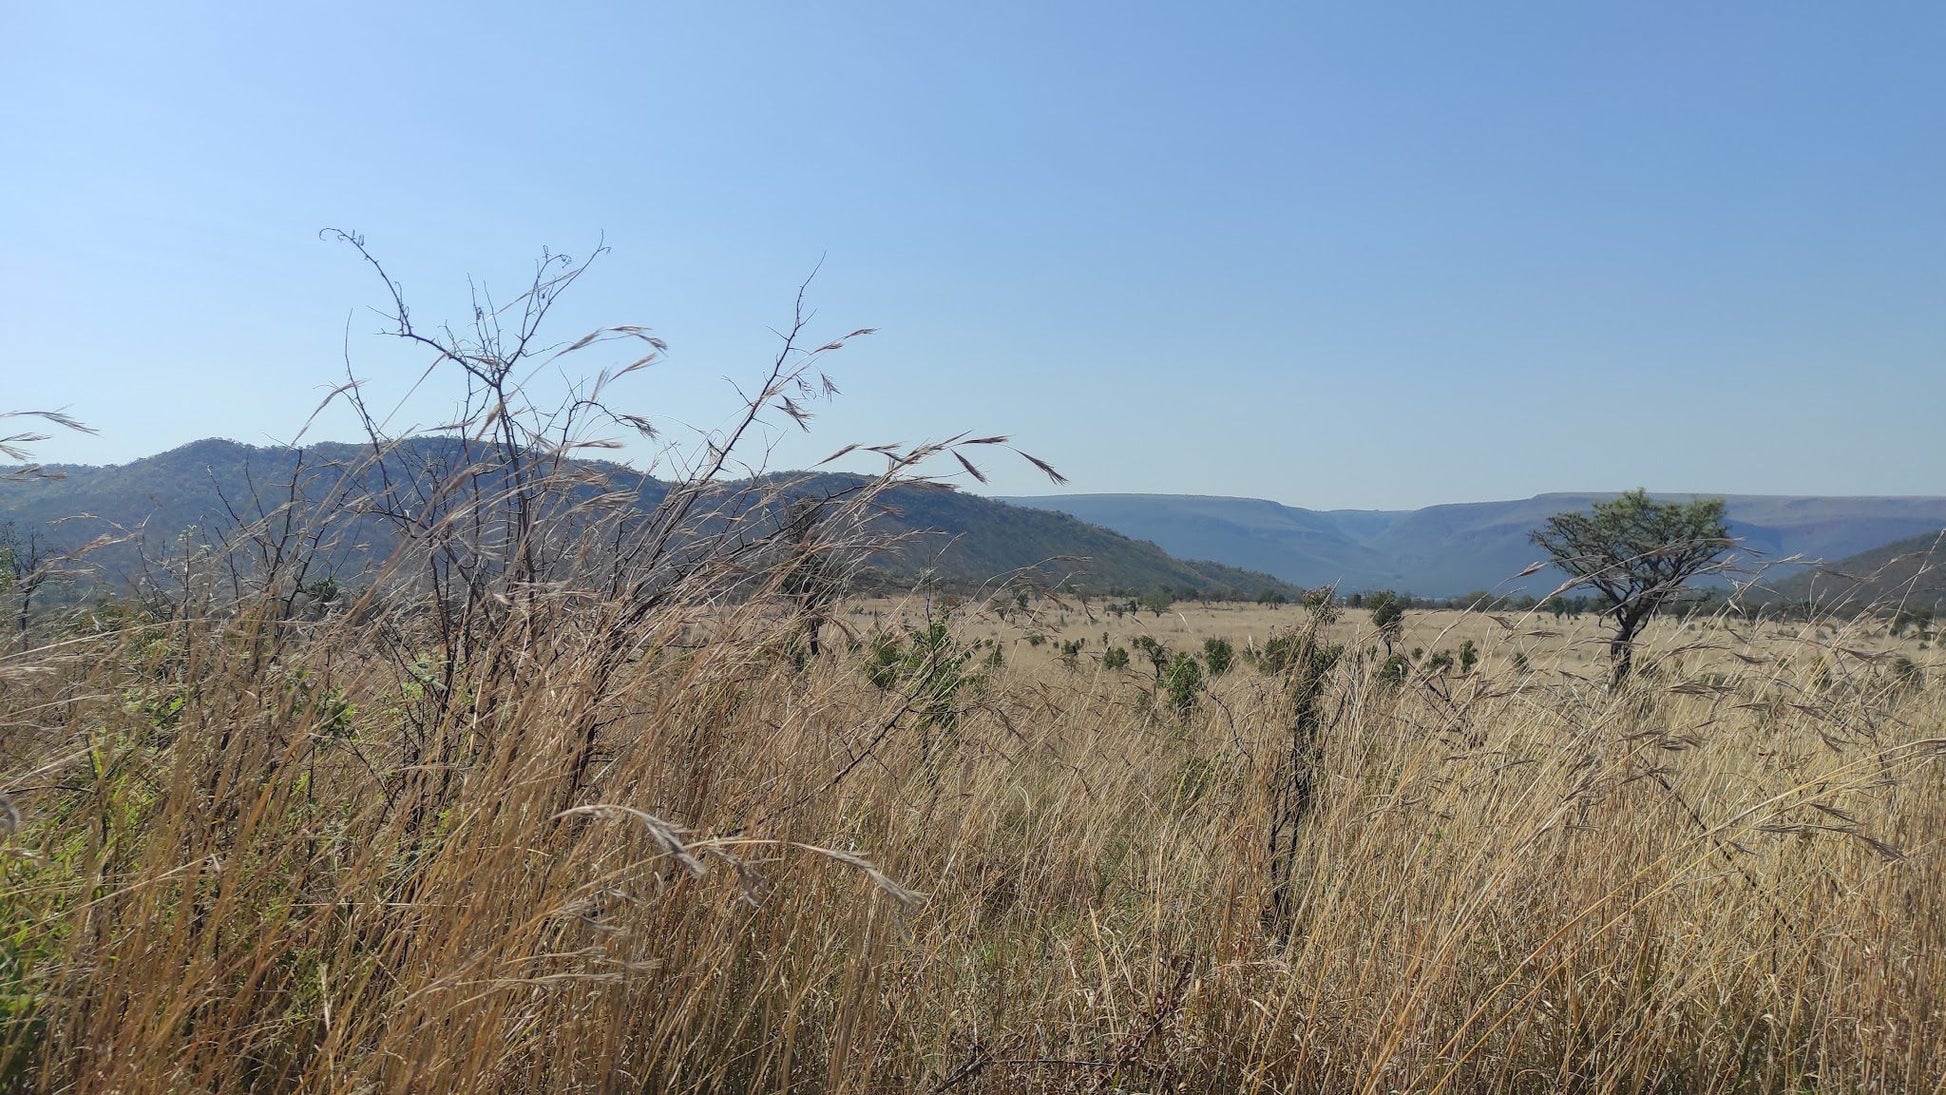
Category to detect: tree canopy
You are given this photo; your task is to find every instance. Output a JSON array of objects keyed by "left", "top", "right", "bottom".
[{"left": 1530, "top": 489, "right": 1733, "bottom": 685}]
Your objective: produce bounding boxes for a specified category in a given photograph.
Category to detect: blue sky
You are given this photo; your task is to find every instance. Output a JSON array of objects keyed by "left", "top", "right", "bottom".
[{"left": 3, "top": 3, "right": 1942, "bottom": 509}]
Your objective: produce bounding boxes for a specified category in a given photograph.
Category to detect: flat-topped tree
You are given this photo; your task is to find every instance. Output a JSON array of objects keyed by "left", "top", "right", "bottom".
[{"left": 1530, "top": 489, "right": 1734, "bottom": 687}]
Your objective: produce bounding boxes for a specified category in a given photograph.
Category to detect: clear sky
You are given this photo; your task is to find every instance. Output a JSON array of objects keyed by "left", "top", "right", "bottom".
[{"left": 4, "top": 3, "right": 1942, "bottom": 509}]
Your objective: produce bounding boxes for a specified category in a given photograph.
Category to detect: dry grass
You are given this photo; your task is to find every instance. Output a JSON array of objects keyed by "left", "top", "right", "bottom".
[
  {"left": 862, "top": 596, "right": 1942, "bottom": 679},
  {"left": 3, "top": 246, "right": 1940, "bottom": 1091},
  {"left": 0, "top": 583, "right": 1940, "bottom": 1094}
]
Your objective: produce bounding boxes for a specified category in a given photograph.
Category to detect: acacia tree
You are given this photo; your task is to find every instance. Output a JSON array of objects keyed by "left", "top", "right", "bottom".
[
  {"left": 1365, "top": 589, "right": 1405, "bottom": 656},
  {"left": 1530, "top": 489, "right": 1733, "bottom": 687}
]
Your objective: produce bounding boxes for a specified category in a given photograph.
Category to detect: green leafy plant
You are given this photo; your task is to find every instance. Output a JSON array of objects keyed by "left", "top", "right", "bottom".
[
  {"left": 1130, "top": 634, "right": 1170, "bottom": 683},
  {"left": 1201, "top": 636, "right": 1234, "bottom": 677},
  {"left": 864, "top": 613, "right": 983, "bottom": 735},
  {"left": 1163, "top": 652, "right": 1204, "bottom": 718},
  {"left": 1057, "top": 637, "right": 1085, "bottom": 670},
  {"left": 1367, "top": 591, "right": 1406, "bottom": 656}
]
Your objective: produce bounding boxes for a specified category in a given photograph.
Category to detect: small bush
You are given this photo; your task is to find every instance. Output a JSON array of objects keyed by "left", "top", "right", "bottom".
[
  {"left": 1163, "top": 651, "right": 1204, "bottom": 718},
  {"left": 1202, "top": 636, "right": 1234, "bottom": 677}
]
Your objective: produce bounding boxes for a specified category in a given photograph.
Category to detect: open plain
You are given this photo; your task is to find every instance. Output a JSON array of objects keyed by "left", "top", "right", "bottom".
[{"left": 3, "top": 588, "right": 1941, "bottom": 1091}]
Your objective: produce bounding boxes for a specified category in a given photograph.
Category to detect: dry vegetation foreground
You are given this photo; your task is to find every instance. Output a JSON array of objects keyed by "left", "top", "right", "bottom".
[{"left": 1, "top": 593, "right": 1943, "bottom": 1093}]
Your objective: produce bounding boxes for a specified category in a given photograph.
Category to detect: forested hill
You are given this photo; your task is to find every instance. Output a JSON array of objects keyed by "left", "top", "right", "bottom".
[
  {"left": 1767, "top": 529, "right": 1946, "bottom": 610},
  {"left": 0, "top": 439, "right": 1294, "bottom": 600}
]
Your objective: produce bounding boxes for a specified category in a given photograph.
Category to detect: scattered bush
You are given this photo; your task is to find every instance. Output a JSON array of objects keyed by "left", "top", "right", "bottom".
[
  {"left": 1202, "top": 636, "right": 1234, "bottom": 677},
  {"left": 1163, "top": 651, "right": 1204, "bottom": 717},
  {"left": 864, "top": 612, "right": 984, "bottom": 734}
]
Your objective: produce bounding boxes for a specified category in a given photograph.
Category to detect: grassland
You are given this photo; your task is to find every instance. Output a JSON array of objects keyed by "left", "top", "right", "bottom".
[
  {"left": 854, "top": 594, "right": 1938, "bottom": 680},
  {"left": 0, "top": 581, "right": 1940, "bottom": 1093}
]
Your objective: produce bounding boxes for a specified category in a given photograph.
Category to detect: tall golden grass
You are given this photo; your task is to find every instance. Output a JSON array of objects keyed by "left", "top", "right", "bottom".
[
  {"left": 0, "top": 581, "right": 1940, "bottom": 1093},
  {"left": 2, "top": 245, "right": 1940, "bottom": 1092}
]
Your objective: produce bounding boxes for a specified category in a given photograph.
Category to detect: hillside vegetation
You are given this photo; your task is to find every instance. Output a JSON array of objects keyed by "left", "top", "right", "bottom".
[
  {"left": 0, "top": 439, "right": 1291, "bottom": 600},
  {"left": 1768, "top": 527, "right": 1946, "bottom": 610}
]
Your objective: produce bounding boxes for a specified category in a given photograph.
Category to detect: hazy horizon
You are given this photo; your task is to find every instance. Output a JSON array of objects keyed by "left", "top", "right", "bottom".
[
  {"left": 6, "top": 4, "right": 1943, "bottom": 509},
  {"left": 17, "top": 433, "right": 1946, "bottom": 514}
]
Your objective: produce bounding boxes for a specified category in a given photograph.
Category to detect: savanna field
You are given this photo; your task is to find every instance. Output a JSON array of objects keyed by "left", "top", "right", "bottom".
[
  {"left": 1, "top": 582, "right": 1941, "bottom": 1093},
  {"left": 11, "top": 4, "right": 1946, "bottom": 1092}
]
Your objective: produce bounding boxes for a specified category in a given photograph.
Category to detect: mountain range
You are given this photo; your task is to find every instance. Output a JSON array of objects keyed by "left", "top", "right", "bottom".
[
  {"left": 6, "top": 440, "right": 1943, "bottom": 604},
  {"left": 999, "top": 492, "right": 1946, "bottom": 598},
  {"left": 0, "top": 440, "right": 1293, "bottom": 600}
]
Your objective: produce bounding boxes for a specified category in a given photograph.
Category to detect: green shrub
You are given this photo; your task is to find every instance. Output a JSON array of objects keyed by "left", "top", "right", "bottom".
[
  {"left": 1202, "top": 637, "right": 1234, "bottom": 677},
  {"left": 1131, "top": 634, "right": 1170, "bottom": 680},
  {"left": 1164, "top": 652, "right": 1204, "bottom": 718},
  {"left": 864, "top": 613, "right": 981, "bottom": 733}
]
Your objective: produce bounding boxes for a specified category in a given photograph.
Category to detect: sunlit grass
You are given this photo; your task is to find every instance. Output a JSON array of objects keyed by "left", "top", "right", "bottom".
[{"left": 0, "top": 584, "right": 1938, "bottom": 1093}]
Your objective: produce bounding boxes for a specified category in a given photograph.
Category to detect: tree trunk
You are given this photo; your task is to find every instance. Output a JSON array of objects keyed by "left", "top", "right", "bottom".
[{"left": 1608, "top": 615, "right": 1641, "bottom": 689}]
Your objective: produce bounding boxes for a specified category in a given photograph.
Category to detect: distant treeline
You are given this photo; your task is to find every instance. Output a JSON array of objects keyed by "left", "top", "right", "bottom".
[{"left": 1068, "top": 579, "right": 1935, "bottom": 627}]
